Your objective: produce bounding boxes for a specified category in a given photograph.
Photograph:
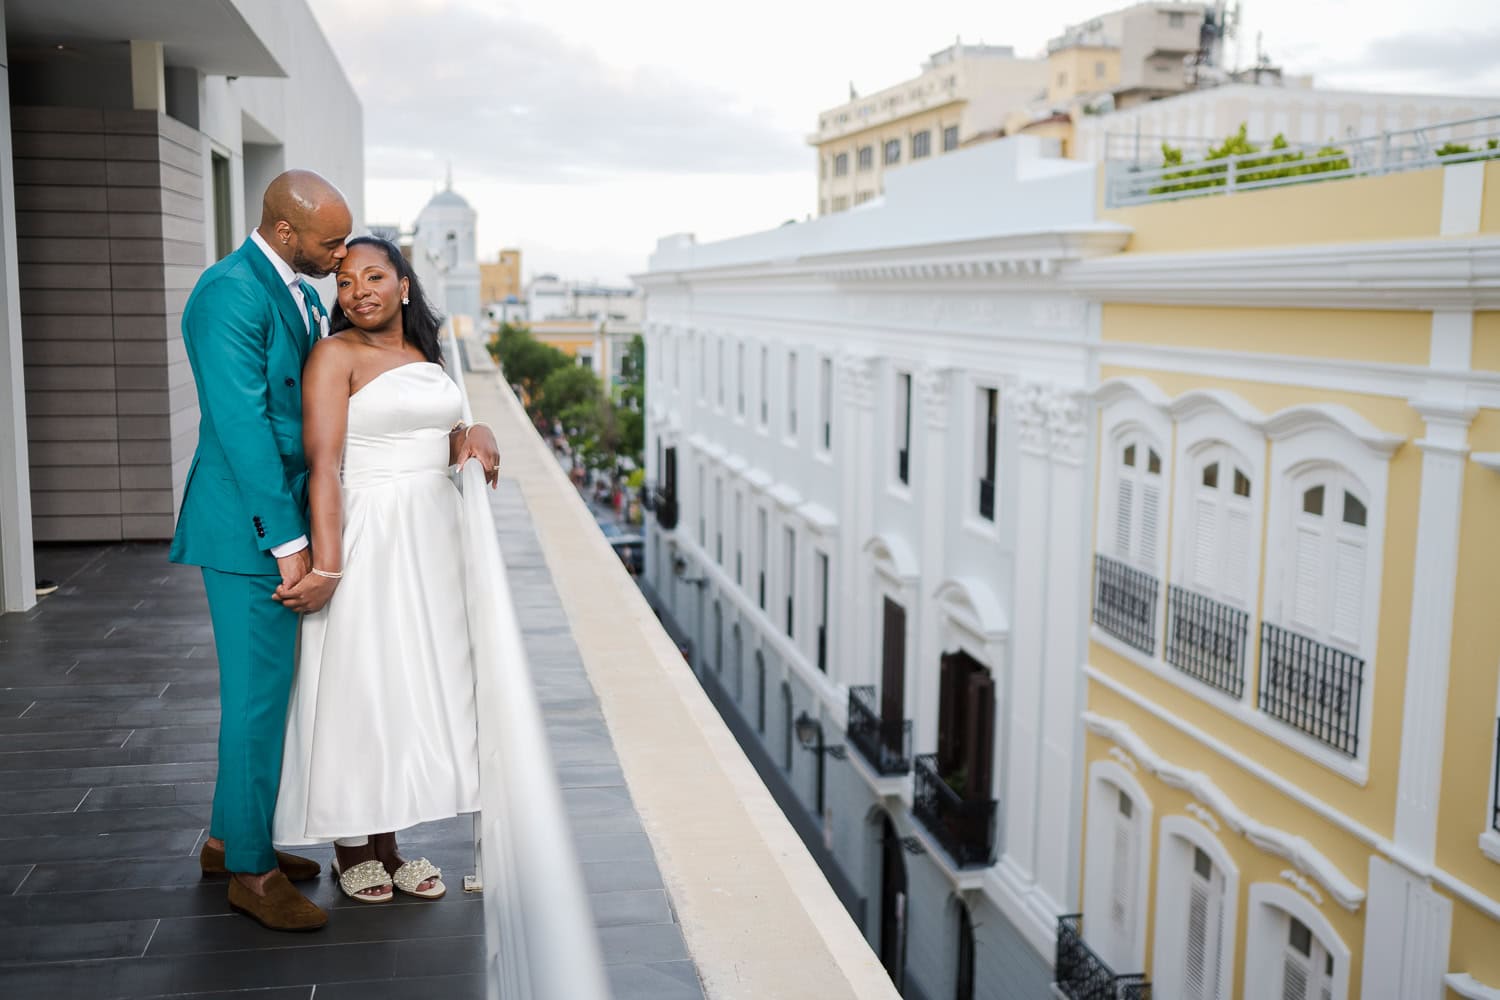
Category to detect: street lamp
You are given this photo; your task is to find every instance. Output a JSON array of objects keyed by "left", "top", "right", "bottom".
[{"left": 794, "top": 711, "right": 846, "bottom": 817}]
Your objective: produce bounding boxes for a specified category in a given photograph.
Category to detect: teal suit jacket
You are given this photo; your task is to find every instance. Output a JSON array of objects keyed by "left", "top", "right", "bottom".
[{"left": 170, "top": 238, "right": 328, "bottom": 575}]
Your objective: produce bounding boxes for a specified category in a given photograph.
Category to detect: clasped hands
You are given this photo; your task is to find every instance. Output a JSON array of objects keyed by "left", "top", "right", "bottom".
[{"left": 271, "top": 549, "right": 335, "bottom": 614}]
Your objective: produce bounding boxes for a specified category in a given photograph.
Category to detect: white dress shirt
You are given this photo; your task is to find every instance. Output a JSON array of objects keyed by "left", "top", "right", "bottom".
[{"left": 249, "top": 229, "right": 312, "bottom": 559}]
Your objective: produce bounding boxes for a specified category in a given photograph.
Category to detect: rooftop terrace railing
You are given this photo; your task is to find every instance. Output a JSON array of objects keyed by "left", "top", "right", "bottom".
[
  {"left": 444, "top": 327, "right": 611, "bottom": 1000},
  {"left": 1104, "top": 112, "right": 1500, "bottom": 207}
]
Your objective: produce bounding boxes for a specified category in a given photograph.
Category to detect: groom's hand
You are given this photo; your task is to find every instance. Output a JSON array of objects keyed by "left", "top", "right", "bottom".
[{"left": 274, "top": 548, "right": 312, "bottom": 598}]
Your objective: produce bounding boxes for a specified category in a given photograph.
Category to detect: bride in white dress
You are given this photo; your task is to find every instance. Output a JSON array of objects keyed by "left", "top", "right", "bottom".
[{"left": 270, "top": 236, "right": 499, "bottom": 903}]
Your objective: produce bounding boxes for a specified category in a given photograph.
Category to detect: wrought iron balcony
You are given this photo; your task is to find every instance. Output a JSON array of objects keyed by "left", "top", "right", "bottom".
[
  {"left": 846, "top": 685, "right": 911, "bottom": 776},
  {"left": 1093, "top": 554, "right": 1159, "bottom": 655},
  {"left": 912, "top": 753, "right": 996, "bottom": 868},
  {"left": 1055, "top": 915, "right": 1151, "bottom": 1000},
  {"left": 1165, "top": 585, "right": 1248, "bottom": 698},
  {"left": 653, "top": 488, "right": 678, "bottom": 530},
  {"left": 1258, "top": 622, "right": 1365, "bottom": 757}
]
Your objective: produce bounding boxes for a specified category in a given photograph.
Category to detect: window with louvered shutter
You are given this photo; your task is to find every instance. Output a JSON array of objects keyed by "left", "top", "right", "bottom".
[
  {"left": 1185, "top": 447, "right": 1255, "bottom": 606},
  {"left": 1113, "top": 434, "right": 1164, "bottom": 571},
  {"left": 1279, "top": 916, "right": 1334, "bottom": 1000},
  {"left": 1183, "top": 847, "right": 1224, "bottom": 1000},
  {"left": 1284, "top": 472, "right": 1368, "bottom": 653},
  {"left": 1107, "top": 790, "right": 1136, "bottom": 964}
]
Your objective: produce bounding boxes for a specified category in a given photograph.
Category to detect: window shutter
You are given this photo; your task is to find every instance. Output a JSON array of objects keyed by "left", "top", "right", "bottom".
[
  {"left": 1109, "top": 797, "right": 1135, "bottom": 956},
  {"left": 963, "top": 668, "right": 995, "bottom": 802},
  {"left": 1140, "top": 478, "right": 1162, "bottom": 569},
  {"left": 1184, "top": 878, "right": 1210, "bottom": 996},
  {"left": 1281, "top": 954, "right": 1309, "bottom": 1000},
  {"left": 1290, "top": 523, "right": 1324, "bottom": 632},
  {"left": 1193, "top": 494, "right": 1219, "bottom": 591},
  {"left": 1330, "top": 535, "right": 1366, "bottom": 644},
  {"left": 1224, "top": 504, "right": 1252, "bottom": 604},
  {"left": 1116, "top": 475, "right": 1135, "bottom": 559},
  {"left": 937, "top": 654, "right": 958, "bottom": 774}
]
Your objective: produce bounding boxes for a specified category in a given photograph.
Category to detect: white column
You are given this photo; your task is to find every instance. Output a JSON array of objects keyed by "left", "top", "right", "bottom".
[
  {"left": 999, "top": 381, "right": 1051, "bottom": 886},
  {"left": 1393, "top": 397, "right": 1475, "bottom": 860},
  {"left": 130, "top": 40, "right": 166, "bottom": 112},
  {"left": 912, "top": 367, "right": 952, "bottom": 756},
  {"left": 835, "top": 356, "right": 875, "bottom": 684},
  {"left": 1034, "top": 388, "right": 1089, "bottom": 921},
  {"left": 0, "top": 15, "right": 36, "bottom": 612}
]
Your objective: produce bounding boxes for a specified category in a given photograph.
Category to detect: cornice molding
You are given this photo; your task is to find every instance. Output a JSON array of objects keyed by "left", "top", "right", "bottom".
[
  {"left": 1082, "top": 712, "right": 1366, "bottom": 911},
  {"left": 1062, "top": 236, "right": 1500, "bottom": 310},
  {"left": 635, "top": 227, "right": 1133, "bottom": 288}
]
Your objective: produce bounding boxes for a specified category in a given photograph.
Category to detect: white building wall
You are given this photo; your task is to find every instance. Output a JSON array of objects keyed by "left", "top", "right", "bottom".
[{"left": 640, "top": 137, "right": 1122, "bottom": 996}]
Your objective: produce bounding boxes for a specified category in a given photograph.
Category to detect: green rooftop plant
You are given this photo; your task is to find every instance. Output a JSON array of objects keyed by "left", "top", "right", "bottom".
[{"left": 1149, "top": 123, "right": 1351, "bottom": 196}]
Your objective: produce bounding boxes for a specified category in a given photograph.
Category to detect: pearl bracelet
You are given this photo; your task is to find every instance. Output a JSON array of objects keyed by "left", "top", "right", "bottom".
[{"left": 310, "top": 568, "right": 343, "bottom": 580}]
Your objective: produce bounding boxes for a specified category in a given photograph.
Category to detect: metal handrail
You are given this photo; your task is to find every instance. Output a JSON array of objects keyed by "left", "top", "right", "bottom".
[
  {"left": 1165, "top": 584, "right": 1248, "bottom": 699},
  {"left": 1106, "top": 111, "right": 1500, "bottom": 207},
  {"left": 442, "top": 326, "right": 610, "bottom": 1000},
  {"left": 1257, "top": 621, "right": 1364, "bottom": 759},
  {"left": 912, "top": 753, "right": 997, "bottom": 868}
]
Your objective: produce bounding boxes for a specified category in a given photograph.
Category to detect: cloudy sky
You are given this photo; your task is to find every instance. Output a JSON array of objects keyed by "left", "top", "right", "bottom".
[{"left": 307, "top": 0, "right": 1500, "bottom": 284}]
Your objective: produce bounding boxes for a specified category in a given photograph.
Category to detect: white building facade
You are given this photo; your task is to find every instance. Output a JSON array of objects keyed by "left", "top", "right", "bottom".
[
  {"left": 637, "top": 139, "right": 1129, "bottom": 999},
  {"left": 412, "top": 183, "right": 481, "bottom": 325}
]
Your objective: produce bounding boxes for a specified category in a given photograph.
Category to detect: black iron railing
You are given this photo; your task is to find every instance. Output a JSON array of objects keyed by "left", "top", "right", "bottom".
[
  {"left": 1055, "top": 916, "right": 1151, "bottom": 1000},
  {"left": 1165, "top": 585, "right": 1248, "bottom": 698},
  {"left": 653, "top": 488, "right": 678, "bottom": 530},
  {"left": 1492, "top": 718, "right": 1500, "bottom": 834},
  {"left": 1258, "top": 622, "right": 1364, "bottom": 757},
  {"left": 978, "top": 478, "right": 995, "bottom": 521},
  {"left": 1093, "top": 554, "right": 1159, "bottom": 655},
  {"left": 846, "top": 685, "right": 911, "bottom": 776},
  {"left": 912, "top": 753, "right": 996, "bottom": 868}
]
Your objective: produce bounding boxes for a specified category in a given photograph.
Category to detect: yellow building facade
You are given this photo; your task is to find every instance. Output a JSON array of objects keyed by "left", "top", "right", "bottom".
[
  {"left": 1073, "top": 160, "right": 1500, "bottom": 999},
  {"left": 480, "top": 247, "right": 523, "bottom": 305}
]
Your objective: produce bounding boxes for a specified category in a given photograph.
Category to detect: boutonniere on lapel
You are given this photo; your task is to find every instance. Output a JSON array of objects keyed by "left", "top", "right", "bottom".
[{"left": 317, "top": 312, "right": 330, "bottom": 339}]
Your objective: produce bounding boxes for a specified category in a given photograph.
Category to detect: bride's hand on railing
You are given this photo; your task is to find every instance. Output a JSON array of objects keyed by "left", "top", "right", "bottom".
[{"left": 455, "top": 422, "right": 501, "bottom": 488}]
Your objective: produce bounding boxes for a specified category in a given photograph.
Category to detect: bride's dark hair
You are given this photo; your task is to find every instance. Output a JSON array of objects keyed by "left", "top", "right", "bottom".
[{"left": 329, "top": 235, "right": 446, "bottom": 365}]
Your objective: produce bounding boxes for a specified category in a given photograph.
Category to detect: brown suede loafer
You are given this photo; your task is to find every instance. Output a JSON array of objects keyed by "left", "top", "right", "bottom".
[
  {"left": 201, "top": 842, "right": 321, "bottom": 882},
  {"left": 227, "top": 870, "right": 328, "bottom": 931}
]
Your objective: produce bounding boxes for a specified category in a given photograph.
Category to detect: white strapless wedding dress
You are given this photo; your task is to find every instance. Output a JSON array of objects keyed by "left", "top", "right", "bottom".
[{"left": 273, "top": 362, "right": 481, "bottom": 845}]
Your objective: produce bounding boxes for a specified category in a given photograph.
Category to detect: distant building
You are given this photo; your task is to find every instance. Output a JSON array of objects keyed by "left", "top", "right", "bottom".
[
  {"left": 809, "top": 42, "right": 1048, "bottom": 214},
  {"left": 411, "top": 178, "right": 481, "bottom": 324},
  {"left": 522, "top": 275, "right": 642, "bottom": 384},
  {"left": 480, "top": 248, "right": 523, "bottom": 306}
]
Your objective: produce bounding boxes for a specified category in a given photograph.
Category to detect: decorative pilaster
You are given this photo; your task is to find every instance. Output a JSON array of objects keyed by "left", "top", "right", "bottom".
[
  {"left": 1393, "top": 397, "right": 1476, "bottom": 861},
  {"left": 1034, "top": 385, "right": 1090, "bottom": 917},
  {"left": 915, "top": 365, "right": 952, "bottom": 429},
  {"left": 835, "top": 355, "right": 876, "bottom": 685}
]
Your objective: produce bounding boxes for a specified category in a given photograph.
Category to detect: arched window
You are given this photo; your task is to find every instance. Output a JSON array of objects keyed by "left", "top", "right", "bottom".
[
  {"left": 732, "top": 624, "right": 743, "bottom": 701},
  {"left": 1184, "top": 444, "right": 1255, "bottom": 607},
  {"left": 1153, "top": 818, "right": 1237, "bottom": 1000},
  {"left": 781, "top": 682, "right": 794, "bottom": 771},
  {"left": 755, "top": 651, "right": 766, "bottom": 733},
  {"left": 713, "top": 601, "right": 723, "bottom": 673},
  {"left": 1083, "top": 762, "right": 1151, "bottom": 974},
  {"left": 1113, "top": 431, "right": 1165, "bottom": 572},
  {"left": 1243, "top": 884, "right": 1349, "bottom": 1000},
  {"left": 1285, "top": 467, "right": 1369, "bottom": 651}
]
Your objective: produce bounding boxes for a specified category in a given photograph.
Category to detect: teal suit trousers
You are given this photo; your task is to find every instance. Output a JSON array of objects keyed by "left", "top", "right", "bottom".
[{"left": 201, "top": 568, "right": 300, "bottom": 873}]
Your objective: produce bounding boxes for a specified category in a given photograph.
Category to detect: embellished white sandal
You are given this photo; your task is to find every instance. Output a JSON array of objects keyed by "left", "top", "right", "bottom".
[
  {"left": 391, "top": 858, "right": 445, "bottom": 900},
  {"left": 333, "top": 858, "right": 393, "bottom": 903}
]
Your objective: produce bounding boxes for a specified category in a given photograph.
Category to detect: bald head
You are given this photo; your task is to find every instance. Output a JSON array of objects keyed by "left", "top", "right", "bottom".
[{"left": 257, "top": 170, "right": 353, "bottom": 278}]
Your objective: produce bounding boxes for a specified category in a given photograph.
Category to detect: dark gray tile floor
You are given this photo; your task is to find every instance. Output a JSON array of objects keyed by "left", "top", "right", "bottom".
[{"left": 0, "top": 479, "right": 704, "bottom": 999}]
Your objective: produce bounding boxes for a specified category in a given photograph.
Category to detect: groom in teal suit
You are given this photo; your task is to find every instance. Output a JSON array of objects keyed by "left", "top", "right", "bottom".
[{"left": 171, "top": 170, "right": 351, "bottom": 931}]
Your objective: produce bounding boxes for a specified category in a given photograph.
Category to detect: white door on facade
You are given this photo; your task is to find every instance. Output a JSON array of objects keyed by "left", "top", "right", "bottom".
[
  {"left": 1101, "top": 788, "right": 1138, "bottom": 970},
  {"left": 1280, "top": 917, "right": 1334, "bottom": 1000},
  {"left": 1182, "top": 846, "right": 1226, "bottom": 1000}
]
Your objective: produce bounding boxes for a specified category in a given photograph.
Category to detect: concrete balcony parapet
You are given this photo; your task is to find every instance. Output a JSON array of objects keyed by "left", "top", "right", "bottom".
[{"left": 467, "top": 373, "right": 900, "bottom": 1000}]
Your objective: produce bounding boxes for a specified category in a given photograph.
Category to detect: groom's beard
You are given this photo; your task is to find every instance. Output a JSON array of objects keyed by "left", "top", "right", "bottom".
[{"left": 290, "top": 248, "right": 333, "bottom": 278}]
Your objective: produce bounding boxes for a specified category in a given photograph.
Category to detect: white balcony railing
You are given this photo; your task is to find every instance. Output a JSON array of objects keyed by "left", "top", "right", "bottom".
[
  {"left": 443, "top": 326, "right": 611, "bottom": 1000},
  {"left": 1105, "top": 112, "right": 1500, "bottom": 207}
]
